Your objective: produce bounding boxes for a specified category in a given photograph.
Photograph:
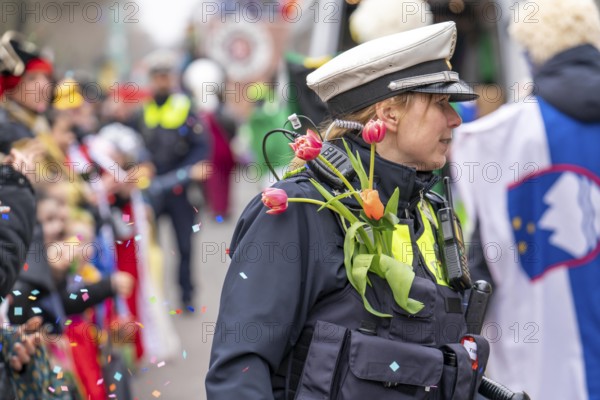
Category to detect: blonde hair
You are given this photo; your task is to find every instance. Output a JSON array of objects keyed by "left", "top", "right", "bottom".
[
  {"left": 288, "top": 94, "right": 413, "bottom": 170},
  {"left": 510, "top": 0, "right": 600, "bottom": 66}
]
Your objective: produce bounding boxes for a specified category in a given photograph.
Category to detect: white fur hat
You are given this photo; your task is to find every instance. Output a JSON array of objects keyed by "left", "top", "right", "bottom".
[
  {"left": 349, "top": 0, "right": 433, "bottom": 44},
  {"left": 510, "top": 0, "right": 600, "bottom": 66}
]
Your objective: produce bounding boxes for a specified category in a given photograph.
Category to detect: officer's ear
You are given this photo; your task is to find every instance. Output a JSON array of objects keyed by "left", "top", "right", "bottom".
[{"left": 374, "top": 100, "right": 399, "bottom": 134}]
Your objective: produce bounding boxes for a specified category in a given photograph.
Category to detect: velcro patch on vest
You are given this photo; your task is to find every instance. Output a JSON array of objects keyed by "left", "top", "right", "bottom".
[{"left": 445, "top": 297, "right": 463, "bottom": 313}]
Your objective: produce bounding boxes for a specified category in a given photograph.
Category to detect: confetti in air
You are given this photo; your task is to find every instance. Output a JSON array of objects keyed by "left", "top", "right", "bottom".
[
  {"left": 192, "top": 223, "right": 201, "bottom": 233},
  {"left": 216, "top": 215, "right": 224, "bottom": 223},
  {"left": 239, "top": 272, "right": 248, "bottom": 279},
  {"left": 114, "top": 372, "right": 122, "bottom": 381},
  {"left": 152, "top": 390, "right": 161, "bottom": 397}
]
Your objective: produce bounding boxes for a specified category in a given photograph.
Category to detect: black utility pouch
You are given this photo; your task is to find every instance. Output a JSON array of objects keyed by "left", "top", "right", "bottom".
[
  {"left": 295, "top": 321, "right": 444, "bottom": 400},
  {"left": 439, "top": 334, "right": 490, "bottom": 400},
  {"left": 438, "top": 343, "right": 473, "bottom": 400}
]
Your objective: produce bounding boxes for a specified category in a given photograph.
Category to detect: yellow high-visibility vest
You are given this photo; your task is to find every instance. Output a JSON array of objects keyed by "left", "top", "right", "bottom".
[
  {"left": 391, "top": 201, "right": 449, "bottom": 287},
  {"left": 143, "top": 94, "right": 191, "bottom": 130}
]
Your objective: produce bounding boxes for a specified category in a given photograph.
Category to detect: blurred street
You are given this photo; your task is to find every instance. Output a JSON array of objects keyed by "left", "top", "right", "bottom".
[{"left": 131, "top": 168, "right": 258, "bottom": 400}]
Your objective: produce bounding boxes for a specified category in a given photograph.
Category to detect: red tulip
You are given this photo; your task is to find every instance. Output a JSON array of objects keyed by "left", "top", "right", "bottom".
[
  {"left": 362, "top": 119, "right": 386, "bottom": 144},
  {"left": 289, "top": 129, "right": 322, "bottom": 161},
  {"left": 360, "top": 189, "right": 385, "bottom": 221},
  {"left": 262, "top": 188, "right": 288, "bottom": 215}
]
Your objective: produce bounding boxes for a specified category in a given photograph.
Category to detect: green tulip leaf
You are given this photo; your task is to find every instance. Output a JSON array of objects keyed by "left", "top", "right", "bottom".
[{"left": 342, "top": 139, "right": 369, "bottom": 189}]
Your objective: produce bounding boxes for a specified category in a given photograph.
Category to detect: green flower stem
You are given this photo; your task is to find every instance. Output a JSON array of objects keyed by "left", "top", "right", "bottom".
[
  {"left": 369, "top": 144, "right": 375, "bottom": 189},
  {"left": 290, "top": 197, "right": 374, "bottom": 252},
  {"left": 288, "top": 198, "right": 339, "bottom": 213},
  {"left": 317, "top": 155, "right": 364, "bottom": 206}
]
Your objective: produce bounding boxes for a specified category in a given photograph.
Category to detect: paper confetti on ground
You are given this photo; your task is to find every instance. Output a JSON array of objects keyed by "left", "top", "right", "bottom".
[
  {"left": 69, "top": 293, "right": 77, "bottom": 300},
  {"left": 216, "top": 215, "right": 224, "bottom": 223},
  {"left": 12, "top": 290, "right": 21, "bottom": 296},
  {"left": 114, "top": 372, "right": 122, "bottom": 381},
  {"left": 28, "top": 295, "right": 36, "bottom": 300},
  {"left": 23, "top": 263, "right": 28, "bottom": 271},
  {"left": 152, "top": 390, "right": 161, "bottom": 397},
  {"left": 135, "top": 321, "right": 144, "bottom": 329},
  {"left": 32, "top": 307, "right": 42, "bottom": 314},
  {"left": 53, "top": 366, "right": 62, "bottom": 374},
  {"left": 14, "top": 307, "right": 22, "bottom": 316},
  {"left": 389, "top": 361, "right": 400, "bottom": 372},
  {"left": 74, "top": 275, "right": 82, "bottom": 283},
  {"left": 239, "top": 272, "right": 248, "bottom": 279},
  {"left": 122, "top": 214, "right": 130, "bottom": 222},
  {"left": 65, "top": 319, "right": 72, "bottom": 326},
  {"left": 201, "top": 306, "right": 207, "bottom": 313},
  {"left": 242, "top": 366, "right": 249, "bottom": 373},
  {"left": 192, "top": 223, "right": 201, "bottom": 233},
  {"left": 2, "top": 214, "right": 9, "bottom": 220},
  {"left": 97, "top": 379, "right": 104, "bottom": 385},
  {"left": 48, "top": 387, "right": 55, "bottom": 393},
  {"left": 31, "top": 289, "right": 39, "bottom": 295},
  {"left": 187, "top": 306, "right": 195, "bottom": 312},
  {"left": 193, "top": 206, "right": 199, "bottom": 213},
  {"left": 183, "top": 350, "right": 187, "bottom": 359},
  {"left": 157, "top": 361, "right": 165, "bottom": 368},
  {"left": 61, "top": 386, "right": 68, "bottom": 391},
  {"left": 135, "top": 234, "right": 142, "bottom": 241},
  {"left": 82, "top": 293, "right": 90, "bottom": 302}
]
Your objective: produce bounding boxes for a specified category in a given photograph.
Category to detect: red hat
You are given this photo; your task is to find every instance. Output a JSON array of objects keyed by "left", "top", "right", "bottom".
[{"left": 0, "top": 57, "right": 53, "bottom": 96}]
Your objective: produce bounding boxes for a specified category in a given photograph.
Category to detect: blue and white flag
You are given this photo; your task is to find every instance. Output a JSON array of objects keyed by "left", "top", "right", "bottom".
[{"left": 452, "top": 97, "right": 600, "bottom": 400}]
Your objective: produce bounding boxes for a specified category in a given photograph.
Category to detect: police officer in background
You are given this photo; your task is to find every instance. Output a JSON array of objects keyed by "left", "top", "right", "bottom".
[
  {"left": 134, "top": 50, "right": 211, "bottom": 309},
  {"left": 207, "top": 22, "right": 490, "bottom": 399}
]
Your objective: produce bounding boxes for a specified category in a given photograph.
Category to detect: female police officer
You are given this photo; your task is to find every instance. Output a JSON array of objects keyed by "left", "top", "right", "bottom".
[{"left": 206, "top": 22, "right": 487, "bottom": 400}]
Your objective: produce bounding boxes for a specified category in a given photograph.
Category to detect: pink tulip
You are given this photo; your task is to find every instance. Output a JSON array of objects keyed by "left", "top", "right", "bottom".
[
  {"left": 261, "top": 188, "right": 288, "bottom": 215},
  {"left": 289, "top": 129, "right": 323, "bottom": 161},
  {"left": 362, "top": 119, "right": 386, "bottom": 144}
]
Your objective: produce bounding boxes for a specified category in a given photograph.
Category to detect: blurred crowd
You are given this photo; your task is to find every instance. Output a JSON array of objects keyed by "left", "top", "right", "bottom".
[{"left": 0, "top": 31, "right": 237, "bottom": 399}]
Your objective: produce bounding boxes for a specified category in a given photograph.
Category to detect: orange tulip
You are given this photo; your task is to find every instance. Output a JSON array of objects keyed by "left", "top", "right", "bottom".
[{"left": 360, "top": 189, "right": 384, "bottom": 220}]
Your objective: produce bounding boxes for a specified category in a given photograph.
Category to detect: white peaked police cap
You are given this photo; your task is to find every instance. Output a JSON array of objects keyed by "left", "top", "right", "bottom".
[{"left": 306, "top": 22, "right": 478, "bottom": 117}]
